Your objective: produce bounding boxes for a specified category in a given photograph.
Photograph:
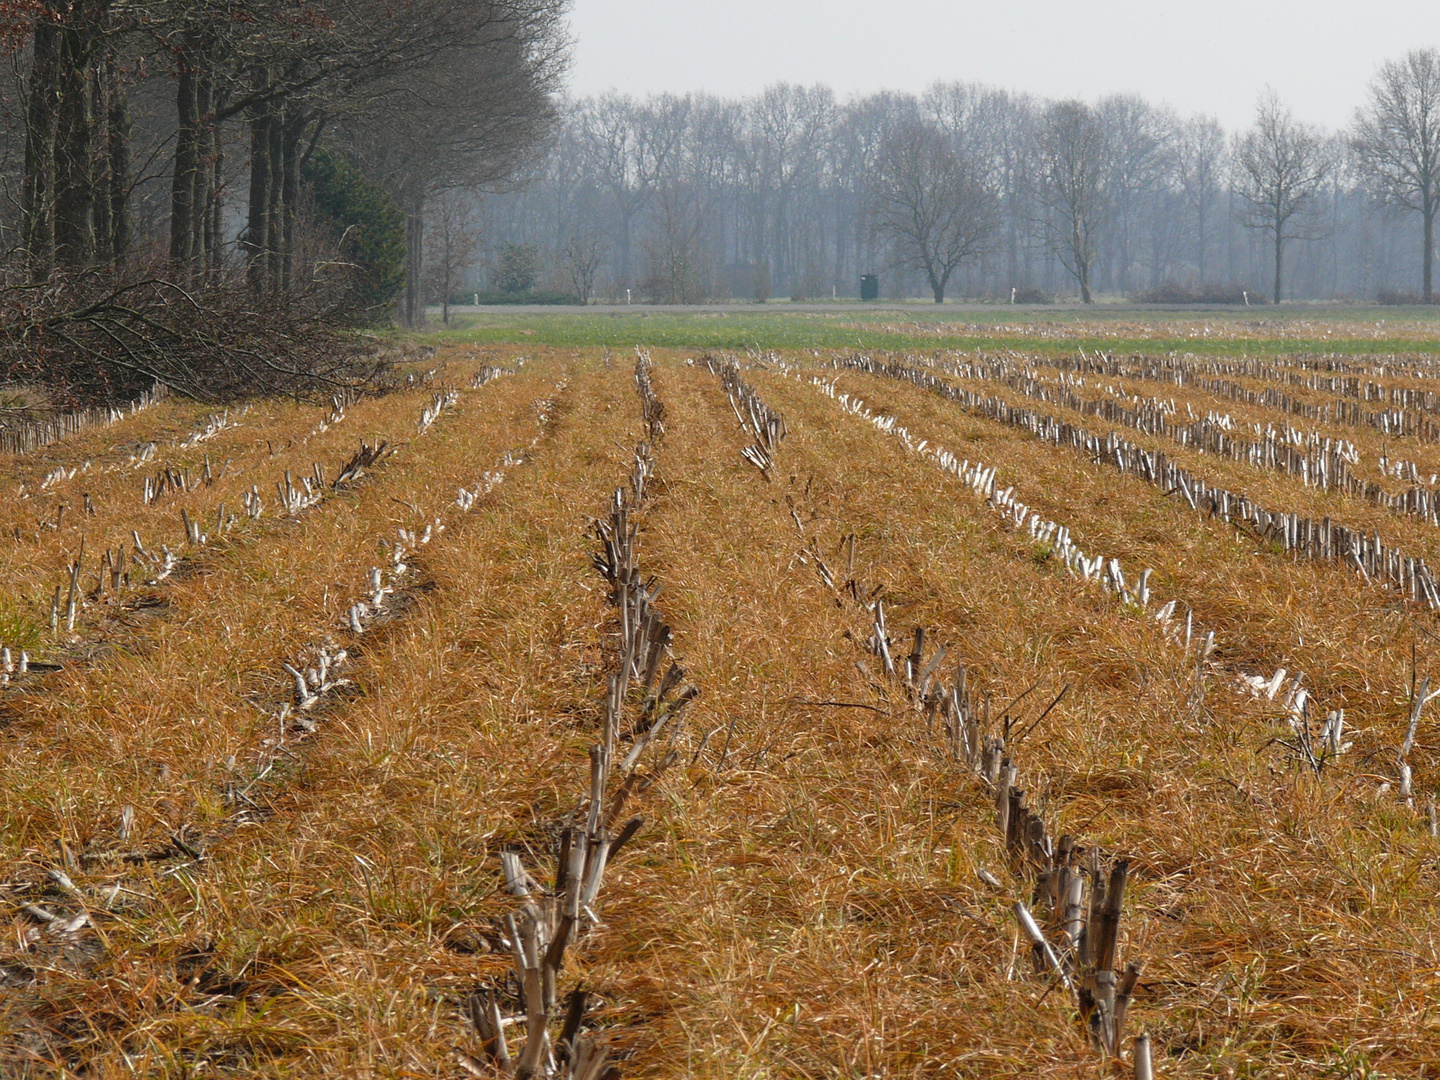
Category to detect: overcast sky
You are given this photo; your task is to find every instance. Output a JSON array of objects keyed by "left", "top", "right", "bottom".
[{"left": 566, "top": 1, "right": 1439, "bottom": 132}]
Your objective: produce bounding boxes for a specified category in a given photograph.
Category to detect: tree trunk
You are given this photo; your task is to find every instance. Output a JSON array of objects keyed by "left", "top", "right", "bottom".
[
  {"left": 169, "top": 56, "right": 198, "bottom": 273},
  {"left": 280, "top": 110, "right": 304, "bottom": 293},
  {"left": 773, "top": 200, "right": 787, "bottom": 296},
  {"left": 193, "top": 77, "right": 211, "bottom": 270},
  {"left": 442, "top": 253, "right": 451, "bottom": 323},
  {"left": 107, "top": 66, "right": 131, "bottom": 263},
  {"left": 245, "top": 104, "right": 271, "bottom": 292},
  {"left": 265, "top": 104, "right": 284, "bottom": 290},
  {"left": 209, "top": 127, "right": 224, "bottom": 277},
  {"left": 193, "top": 70, "right": 213, "bottom": 271},
  {"left": 53, "top": 9, "right": 98, "bottom": 267},
  {"left": 1073, "top": 218, "right": 1093, "bottom": 304},
  {"left": 91, "top": 55, "right": 112, "bottom": 264},
  {"left": 617, "top": 207, "right": 633, "bottom": 294},
  {"left": 1006, "top": 196, "right": 1019, "bottom": 287},
  {"left": 1423, "top": 202, "right": 1434, "bottom": 304},
  {"left": 22, "top": 17, "right": 61, "bottom": 276},
  {"left": 1196, "top": 200, "right": 1207, "bottom": 281},
  {"left": 1273, "top": 223, "right": 1283, "bottom": 304},
  {"left": 404, "top": 191, "right": 425, "bottom": 326}
]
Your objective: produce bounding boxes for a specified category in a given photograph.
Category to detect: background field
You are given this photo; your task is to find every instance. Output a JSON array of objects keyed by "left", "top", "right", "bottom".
[
  {"left": 3, "top": 307, "right": 1440, "bottom": 1078},
  {"left": 434, "top": 303, "right": 1440, "bottom": 357}
]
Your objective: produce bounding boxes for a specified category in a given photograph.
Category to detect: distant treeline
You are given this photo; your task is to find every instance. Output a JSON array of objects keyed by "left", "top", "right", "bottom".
[{"left": 465, "top": 54, "right": 1440, "bottom": 305}]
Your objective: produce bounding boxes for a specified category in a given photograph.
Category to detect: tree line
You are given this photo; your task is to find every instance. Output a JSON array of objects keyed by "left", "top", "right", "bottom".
[
  {"left": 469, "top": 50, "right": 1440, "bottom": 305},
  {"left": 0, "top": 0, "right": 566, "bottom": 401}
]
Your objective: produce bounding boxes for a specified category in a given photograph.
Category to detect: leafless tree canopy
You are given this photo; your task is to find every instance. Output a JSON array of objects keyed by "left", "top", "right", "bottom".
[
  {"left": 1034, "top": 100, "right": 1108, "bottom": 304},
  {"left": 0, "top": 0, "right": 568, "bottom": 402},
  {"left": 1234, "top": 90, "right": 1331, "bottom": 303},
  {"left": 5, "top": 15, "right": 1440, "bottom": 379},
  {"left": 1173, "top": 116, "right": 1227, "bottom": 281},
  {"left": 1353, "top": 48, "right": 1440, "bottom": 301},
  {"left": 459, "top": 58, "right": 1440, "bottom": 307},
  {"left": 871, "top": 119, "right": 997, "bottom": 303}
]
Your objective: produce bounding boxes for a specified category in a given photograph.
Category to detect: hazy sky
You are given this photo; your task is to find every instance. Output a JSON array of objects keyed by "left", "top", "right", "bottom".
[{"left": 566, "top": 1, "right": 1440, "bottom": 132}]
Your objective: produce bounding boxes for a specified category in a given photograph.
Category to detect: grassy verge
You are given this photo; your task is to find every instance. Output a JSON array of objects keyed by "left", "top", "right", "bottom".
[{"left": 425, "top": 307, "right": 1440, "bottom": 359}]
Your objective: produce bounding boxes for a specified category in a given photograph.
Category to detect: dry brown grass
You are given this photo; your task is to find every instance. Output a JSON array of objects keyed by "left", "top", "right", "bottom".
[
  {"left": 0, "top": 377, "right": 438, "bottom": 655},
  {"left": 752, "top": 358, "right": 1440, "bottom": 1074},
  {"left": 996, "top": 359, "right": 1440, "bottom": 483},
  {"left": 1, "top": 334, "right": 1438, "bottom": 1078}
]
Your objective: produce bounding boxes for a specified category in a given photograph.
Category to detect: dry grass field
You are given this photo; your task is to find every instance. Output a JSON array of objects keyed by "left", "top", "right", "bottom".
[{"left": 3, "top": 312, "right": 1440, "bottom": 1078}]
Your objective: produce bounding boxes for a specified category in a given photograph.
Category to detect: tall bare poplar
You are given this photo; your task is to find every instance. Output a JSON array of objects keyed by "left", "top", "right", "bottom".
[
  {"left": 1035, "top": 99, "right": 1106, "bottom": 303},
  {"left": 1174, "top": 114, "right": 1226, "bottom": 279},
  {"left": 871, "top": 119, "right": 995, "bottom": 302},
  {"left": 1235, "top": 90, "right": 1329, "bottom": 304},
  {"left": 1353, "top": 48, "right": 1440, "bottom": 302}
]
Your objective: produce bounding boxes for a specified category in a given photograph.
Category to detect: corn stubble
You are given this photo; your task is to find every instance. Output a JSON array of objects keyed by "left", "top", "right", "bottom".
[{"left": 0, "top": 336, "right": 1436, "bottom": 1077}]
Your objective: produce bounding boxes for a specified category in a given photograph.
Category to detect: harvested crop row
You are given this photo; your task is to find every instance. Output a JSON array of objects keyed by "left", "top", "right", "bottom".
[
  {"left": 9, "top": 339, "right": 1439, "bottom": 1080},
  {"left": 9, "top": 360, "right": 445, "bottom": 531},
  {"left": 0, "top": 381, "right": 167, "bottom": 456},
  {"left": 996, "top": 355, "right": 1440, "bottom": 492},
  {"left": 930, "top": 352, "right": 1440, "bottom": 528},
  {"left": 797, "top": 368, "right": 1397, "bottom": 807},
  {"left": 114, "top": 355, "right": 677, "bottom": 1075},
  {"left": 465, "top": 351, "right": 699, "bottom": 1078},
  {"left": 1026, "top": 347, "right": 1440, "bottom": 454},
  {"left": 1020, "top": 363, "right": 1440, "bottom": 493},
  {"left": 836, "top": 354, "right": 1440, "bottom": 622},
  {"left": 799, "top": 370, "right": 1229, "bottom": 676},
  {"left": 0, "top": 358, "right": 563, "bottom": 1073},
  {"left": 786, "top": 361, "right": 1436, "bottom": 809},
  {"left": 1037, "top": 347, "right": 1440, "bottom": 412},
  {"left": 725, "top": 358, "right": 1440, "bottom": 1075},
  {"left": 0, "top": 378, "right": 443, "bottom": 664},
  {"left": 565, "top": 355, "right": 1203, "bottom": 1074},
  {"left": 714, "top": 357, "right": 1153, "bottom": 1068}
]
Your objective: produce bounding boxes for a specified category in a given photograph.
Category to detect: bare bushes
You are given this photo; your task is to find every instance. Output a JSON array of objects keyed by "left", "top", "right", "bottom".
[
  {"left": 0, "top": 264, "right": 391, "bottom": 407},
  {"left": 1130, "top": 282, "right": 1265, "bottom": 304},
  {"left": 1377, "top": 288, "right": 1439, "bottom": 306}
]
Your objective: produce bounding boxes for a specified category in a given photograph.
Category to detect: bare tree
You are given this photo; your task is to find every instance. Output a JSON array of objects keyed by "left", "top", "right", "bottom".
[
  {"left": 1096, "top": 94, "right": 1172, "bottom": 293},
  {"left": 425, "top": 188, "right": 479, "bottom": 323},
  {"left": 1035, "top": 100, "right": 1107, "bottom": 303},
  {"left": 871, "top": 119, "right": 995, "bottom": 302},
  {"left": 380, "top": 81, "right": 1440, "bottom": 310},
  {"left": 642, "top": 184, "right": 710, "bottom": 302},
  {"left": 1353, "top": 48, "right": 1440, "bottom": 301},
  {"left": 834, "top": 90, "right": 921, "bottom": 292},
  {"left": 561, "top": 229, "right": 604, "bottom": 302},
  {"left": 1235, "top": 90, "right": 1330, "bottom": 303},
  {"left": 1175, "top": 114, "right": 1226, "bottom": 279},
  {"left": 577, "top": 92, "right": 686, "bottom": 295},
  {"left": 747, "top": 83, "right": 834, "bottom": 297}
]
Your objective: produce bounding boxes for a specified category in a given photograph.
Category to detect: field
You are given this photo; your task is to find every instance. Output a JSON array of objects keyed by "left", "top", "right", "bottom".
[
  {"left": 3, "top": 306, "right": 1440, "bottom": 1078},
  {"left": 435, "top": 303, "right": 1440, "bottom": 356}
]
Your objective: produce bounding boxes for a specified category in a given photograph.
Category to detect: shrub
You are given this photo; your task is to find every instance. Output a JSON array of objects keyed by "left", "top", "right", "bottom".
[
  {"left": 753, "top": 263, "right": 772, "bottom": 303},
  {"left": 1376, "top": 289, "right": 1435, "bottom": 306},
  {"left": 1010, "top": 285, "right": 1052, "bottom": 305},
  {"left": 301, "top": 147, "right": 407, "bottom": 319},
  {"left": 459, "top": 289, "right": 582, "bottom": 306},
  {"left": 493, "top": 245, "right": 542, "bottom": 294},
  {"left": 0, "top": 265, "right": 389, "bottom": 405},
  {"left": 1131, "top": 282, "right": 1267, "bottom": 305}
]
